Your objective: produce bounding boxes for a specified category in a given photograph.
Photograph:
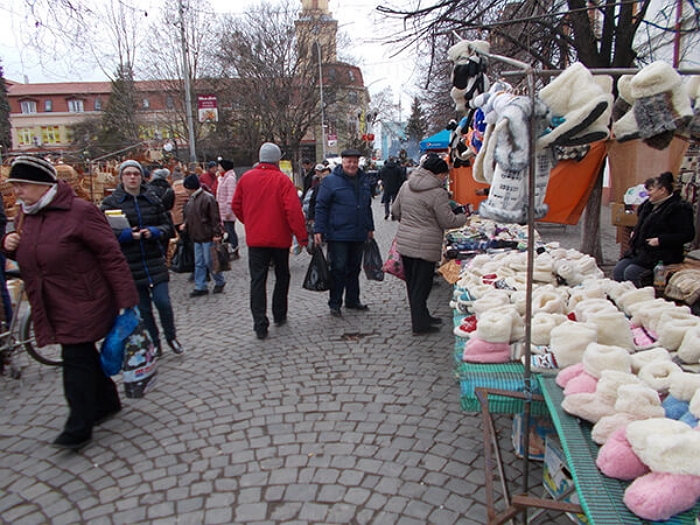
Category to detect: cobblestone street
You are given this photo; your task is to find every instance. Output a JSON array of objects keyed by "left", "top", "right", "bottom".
[{"left": 0, "top": 198, "right": 618, "bottom": 524}]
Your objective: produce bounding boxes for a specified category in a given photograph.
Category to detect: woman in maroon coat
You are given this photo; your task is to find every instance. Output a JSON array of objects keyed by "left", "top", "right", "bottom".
[{"left": 2, "top": 156, "right": 138, "bottom": 450}]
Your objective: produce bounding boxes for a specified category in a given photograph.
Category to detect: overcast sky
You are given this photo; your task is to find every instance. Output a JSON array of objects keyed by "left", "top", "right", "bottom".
[{"left": 0, "top": 0, "right": 419, "bottom": 109}]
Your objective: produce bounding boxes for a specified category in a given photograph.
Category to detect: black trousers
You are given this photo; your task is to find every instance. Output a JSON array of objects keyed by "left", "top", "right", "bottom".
[
  {"left": 62, "top": 342, "right": 121, "bottom": 439},
  {"left": 402, "top": 255, "right": 436, "bottom": 332},
  {"left": 248, "top": 247, "right": 291, "bottom": 332}
]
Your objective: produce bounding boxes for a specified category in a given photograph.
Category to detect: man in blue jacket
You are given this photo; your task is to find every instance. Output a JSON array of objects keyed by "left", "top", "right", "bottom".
[{"left": 314, "top": 149, "right": 375, "bottom": 317}]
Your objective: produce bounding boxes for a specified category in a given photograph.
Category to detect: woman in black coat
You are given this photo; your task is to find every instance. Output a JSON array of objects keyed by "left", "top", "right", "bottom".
[
  {"left": 613, "top": 171, "right": 695, "bottom": 287},
  {"left": 101, "top": 160, "right": 184, "bottom": 356}
]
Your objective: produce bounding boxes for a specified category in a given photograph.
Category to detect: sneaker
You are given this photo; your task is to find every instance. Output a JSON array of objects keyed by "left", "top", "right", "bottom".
[
  {"left": 213, "top": 283, "right": 226, "bottom": 294},
  {"left": 168, "top": 339, "right": 185, "bottom": 355},
  {"left": 330, "top": 308, "right": 342, "bottom": 317},
  {"left": 190, "top": 289, "right": 209, "bottom": 297},
  {"left": 52, "top": 431, "right": 91, "bottom": 450}
]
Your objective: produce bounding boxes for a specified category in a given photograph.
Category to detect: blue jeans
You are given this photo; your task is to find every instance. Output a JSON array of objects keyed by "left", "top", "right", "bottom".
[
  {"left": 194, "top": 241, "right": 225, "bottom": 291},
  {"left": 138, "top": 281, "right": 176, "bottom": 344},
  {"left": 612, "top": 258, "right": 653, "bottom": 288},
  {"left": 248, "top": 247, "right": 291, "bottom": 332},
  {"left": 223, "top": 221, "right": 239, "bottom": 250},
  {"left": 326, "top": 241, "right": 364, "bottom": 310}
]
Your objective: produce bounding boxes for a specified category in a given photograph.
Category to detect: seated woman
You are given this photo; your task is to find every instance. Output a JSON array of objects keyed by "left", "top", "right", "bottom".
[{"left": 613, "top": 171, "right": 695, "bottom": 287}]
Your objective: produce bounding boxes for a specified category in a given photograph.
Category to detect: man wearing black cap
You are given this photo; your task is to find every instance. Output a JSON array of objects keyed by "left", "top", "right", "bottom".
[{"left": 313, "top": 148, "right": 375, "bottom": 317}]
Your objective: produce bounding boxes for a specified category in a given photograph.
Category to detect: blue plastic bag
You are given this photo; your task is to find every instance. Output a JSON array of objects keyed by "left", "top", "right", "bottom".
[{"left": 100, "top": 307, "right": 140, "bottom": 376}]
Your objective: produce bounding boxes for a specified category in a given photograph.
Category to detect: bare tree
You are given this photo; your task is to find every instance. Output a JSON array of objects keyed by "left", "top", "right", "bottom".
[{"left": 213, "top": 0, "right": 345, "bottom": 167}]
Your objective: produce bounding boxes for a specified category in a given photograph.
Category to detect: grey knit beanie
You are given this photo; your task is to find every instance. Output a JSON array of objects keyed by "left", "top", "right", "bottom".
[
  {"left": 118, "top": 160, "right": 144, "bottom": 178},
  {"left": 259, "top": 142, "right": 282, "bottom": 163},
  {"left": 152, "top": 168, "right": 170, "bottom": 181}
]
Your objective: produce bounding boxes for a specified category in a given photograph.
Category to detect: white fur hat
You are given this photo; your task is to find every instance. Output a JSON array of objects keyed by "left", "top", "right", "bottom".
[
  {"left": 678, "top": 324, "right": 700, "bottom": 364},
  {"left": 631, "top": 303, "right": 691, "bottom": 333},
  {"left": 532, "top": 290, "right": 567, "bottom": 315},
  {"left": 567, "top": 283, "right": 605, "bottom": 313},
  {"left": 605, "top": 279, "right": 637, "bottom": 304},
  {"left": 574, "top": 298, "right": 617, "bottom": 323},
  {"left": 531, "top": 312, "right": 568, "bottom": 346},
  {"left": 626, "top": 417, "right": 700, "bottom": 475},
  {"left": 638, "top": 360, "right": 683, "bottom": 394},
  {"left": 476, "top": 309, "right": 513, "bottom": 343},
  {"left": 668, "top": 371, "right": 700, "bottom": 402},
  {"left": 582, "top": 343, "right": 632, "bottom": 378},
  {"left": 615, "top": 287, "right": 656, "bottom": 316},
  {"left": 657, "top": 316, "right": 700, "bottom": 351},
  {"left": 630, "top": 347, "right": 672, "bottom": 373},
  {"left": 630, "top": 61, "right": 682, "bottom": 99},
  {"left": 473, "top": 291, "right": 511, "bottom": 318},
  {"left": 550, "top": 320, "right": 598, "bottom": 368},
  {"left": 592, "top": 384, "right": 665, "bottom": 444},
  {"left": 586, "top": 309, "right": 634, "bottom": 349}
]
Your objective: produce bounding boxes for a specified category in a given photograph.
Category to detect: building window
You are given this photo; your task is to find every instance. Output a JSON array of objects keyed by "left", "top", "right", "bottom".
[
  {"left": 68, "top": 99, "right": 84, "bottom": 113},
  {"left": 142, "top": 98, "right": 150, "bottom": 109},
  {"left": 18, "top": 128, "right": 34, "bottom": 146},
  {"left": 94, "top": 98, "right": 102, "bottom": 111},
  {"left": 166, "top": 95, "right": 175, "bottom": 109},
  {"left": 348, "top": 70, "right": 356, "bottom": 82},
  {"left": 348, "top": 91, "right": 358, "bottom": 105},
  {"left": 44, "top": 100, "right": 53, "bottom": 112},
  {"left": 41, "top": 126, "right": 61, "bottom": 145},
  {"left": 20, "top": 101, "right": 37, "bottom": 114}
]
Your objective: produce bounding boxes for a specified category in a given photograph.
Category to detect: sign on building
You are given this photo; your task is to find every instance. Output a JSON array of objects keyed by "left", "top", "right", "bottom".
[{"left": 197, "top": 95, "right": 218, "bottom": 123}]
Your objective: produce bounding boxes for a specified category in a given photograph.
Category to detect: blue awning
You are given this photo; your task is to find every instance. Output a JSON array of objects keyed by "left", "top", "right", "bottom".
[{"left": 419, "top": 129, "right": 450, "bottom": 151}]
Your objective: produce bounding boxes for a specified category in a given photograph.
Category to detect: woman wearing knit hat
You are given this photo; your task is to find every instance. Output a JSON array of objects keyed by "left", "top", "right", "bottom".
[
  {"left": 101, "top": 160, "right": 185, "bottom": 358},
  {"left": 2, "top": 155, "right": 139, "bottom": 450},
  {"left": 391, "top": 154, "right": 469, "bottom": 335}
]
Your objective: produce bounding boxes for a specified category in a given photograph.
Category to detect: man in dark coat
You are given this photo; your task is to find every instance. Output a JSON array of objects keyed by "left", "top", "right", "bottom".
[
  {"left": 101, "top": 160, "right": 184, "bottom": 356},
  {"left": 314, "top": 149, "right": 375, "bottom": 317},
  {"left": 379, "top": 156, "right": 406, "bottom": 220}
]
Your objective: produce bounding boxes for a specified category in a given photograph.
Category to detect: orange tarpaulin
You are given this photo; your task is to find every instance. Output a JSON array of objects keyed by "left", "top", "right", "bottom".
[{"left": 449, "top": 140, "right": 608, "bottom": 226}]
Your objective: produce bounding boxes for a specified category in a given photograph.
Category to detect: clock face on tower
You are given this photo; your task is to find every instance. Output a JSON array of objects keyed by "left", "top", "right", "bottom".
[{"left": 301, "top": 0, "right": 329, "bottom": 13}]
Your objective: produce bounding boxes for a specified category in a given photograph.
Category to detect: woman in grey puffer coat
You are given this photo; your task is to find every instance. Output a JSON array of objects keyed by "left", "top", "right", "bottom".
[{"left": 392, "top": 154, "right": 468, "bottom": 335}]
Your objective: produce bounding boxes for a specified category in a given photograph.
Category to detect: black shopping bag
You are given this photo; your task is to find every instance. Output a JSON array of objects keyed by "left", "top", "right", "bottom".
[
  {"left": 170, "top": 232, "right": 194, "bottom": 273},
  {"left": 362, "top": 238, "right": 385, "bottom": 281},
  {"left": 303, "top": 246, "right": 331, "bottom": 292}
]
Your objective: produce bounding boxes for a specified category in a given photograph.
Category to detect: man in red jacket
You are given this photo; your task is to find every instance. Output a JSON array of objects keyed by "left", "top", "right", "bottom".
[{"left": 232, "top": 142, "right": 308, "bottom": 340}]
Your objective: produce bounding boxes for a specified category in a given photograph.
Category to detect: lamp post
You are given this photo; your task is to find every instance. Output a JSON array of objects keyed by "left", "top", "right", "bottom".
[
  {"left": 179, "top": 0, "right": 197, "bottom": 164},
  {"left": 315, "top": 41, "right": 326, "bottom": 160}
]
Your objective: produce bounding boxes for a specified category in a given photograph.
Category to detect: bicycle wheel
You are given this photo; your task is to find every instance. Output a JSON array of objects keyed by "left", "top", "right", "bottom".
[{"left": 20, "top": 310, "right": 62, "bottom": 366}]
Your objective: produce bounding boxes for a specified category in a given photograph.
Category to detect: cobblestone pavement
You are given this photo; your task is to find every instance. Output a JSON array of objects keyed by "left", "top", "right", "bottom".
[{"left": 0, "top": 198, "right": 619, "bottom": 525}]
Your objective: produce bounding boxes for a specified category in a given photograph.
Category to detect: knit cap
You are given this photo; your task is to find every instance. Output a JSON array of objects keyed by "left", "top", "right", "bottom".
[
  {"left": 259, "top": 142, "right": 282, "bottom": 163},
  {"left": 118, "top": 160, "right": 144, "bottom": 179},
  {"left": 8, "top": 155, "right": 58, "bottom": 185},
  {"left": 183, "top": 174, "right": 200, "bottom": 190}
]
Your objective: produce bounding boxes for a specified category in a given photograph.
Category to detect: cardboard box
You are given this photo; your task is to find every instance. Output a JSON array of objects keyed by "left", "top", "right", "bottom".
[
  {"left": 511, "top": 412, "right": 556, "bottom": 461},
  {"left": 542, "top": 435, "right": 589, "bottom": 525},
  {"left": 610, "top": 202, "right": 638, "bottom": 228}
]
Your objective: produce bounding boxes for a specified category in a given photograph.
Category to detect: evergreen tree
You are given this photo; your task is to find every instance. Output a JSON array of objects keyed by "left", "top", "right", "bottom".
[
  {"left": 0, "top": 64, "right": 11, "bottom": 155},
  {"left": 405, "top": 97, "right": 428, "bottom": 145},
  {"left": 98, "top": 64, "right": 140, "bottom": 150}
]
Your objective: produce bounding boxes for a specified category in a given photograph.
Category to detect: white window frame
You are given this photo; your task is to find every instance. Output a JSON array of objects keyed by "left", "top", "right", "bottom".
[
  {"left": 68, "top": 99, "right": 85, "bottom": 113},
  {"left": 20, "top": 101, "right": 37, "bottom": 114}
]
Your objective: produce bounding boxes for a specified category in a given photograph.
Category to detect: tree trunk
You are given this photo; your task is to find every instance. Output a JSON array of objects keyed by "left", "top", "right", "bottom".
[{"left": 580, "top": 164, "right": 604, "bottom": 263}]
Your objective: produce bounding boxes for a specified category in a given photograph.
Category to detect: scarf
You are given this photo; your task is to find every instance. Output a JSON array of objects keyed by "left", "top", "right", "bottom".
[{"left": 21, "top": 184, "right": 58, "bottom": 215}]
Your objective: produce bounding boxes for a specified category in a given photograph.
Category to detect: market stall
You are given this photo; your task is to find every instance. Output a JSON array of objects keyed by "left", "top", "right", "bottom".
[{"left": 440, "top": 42, "right": 700, "bottom": 524}]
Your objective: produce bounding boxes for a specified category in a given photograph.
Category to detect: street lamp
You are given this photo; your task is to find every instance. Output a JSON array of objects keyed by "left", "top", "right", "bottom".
[{"left": 315, "top": 41, "right": 326, "bottom": 160}]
